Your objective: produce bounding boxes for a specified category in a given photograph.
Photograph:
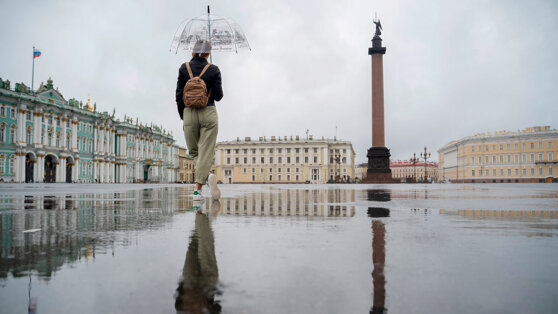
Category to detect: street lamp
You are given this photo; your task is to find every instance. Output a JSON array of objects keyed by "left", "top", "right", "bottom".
[
  {"left": 410, "top": 152, "right": 419, "bottom": 183},
  {"left": 420, "top": 146, "right": 431, "bottom": 183},
  {"left": 334, "top": 152, "right": 341, "bottom": 183}
]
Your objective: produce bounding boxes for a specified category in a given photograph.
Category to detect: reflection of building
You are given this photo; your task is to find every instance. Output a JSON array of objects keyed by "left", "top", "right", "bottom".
[
  {"left": 390, "top": 160, "right": 439, "bottom": 183},
  {"left": 208, "top": 188, "right": 355, "bottom": 217},
  {"left": 0, "top": 187, "right": 183, "bottom": 279},
  {"left": 214, "top": 136, "right": 355, "bottom": 184},
  {"left": 439, "top": 209, "right": 557, "bottom": 219},
  {"left": 438, "top": 126, "right": 557, "bottom": 183},
  {"left": 178, "top": 146, "right": 195, "bottom": 183},
  {"left": 0, "top": 77, "right": 178, "bottom": 183}
]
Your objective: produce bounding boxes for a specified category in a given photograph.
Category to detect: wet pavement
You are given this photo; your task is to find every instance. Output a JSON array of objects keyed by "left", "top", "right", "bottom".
[{"left": 0, "top": 183, "right": 557, "bottom": 314}]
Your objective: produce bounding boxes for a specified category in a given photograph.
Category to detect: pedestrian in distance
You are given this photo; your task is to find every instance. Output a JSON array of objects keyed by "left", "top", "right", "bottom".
[{"left": 176, "top": 39, "right": 222, "bottom": 202}]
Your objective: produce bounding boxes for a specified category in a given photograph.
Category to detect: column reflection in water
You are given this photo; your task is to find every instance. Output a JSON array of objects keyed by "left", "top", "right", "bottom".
[
  {"left": 367, "top": 189, "right": 390, "bottom": 314},
  {"left": 175, "top": 200, "right": 222, "bottom": 313}
]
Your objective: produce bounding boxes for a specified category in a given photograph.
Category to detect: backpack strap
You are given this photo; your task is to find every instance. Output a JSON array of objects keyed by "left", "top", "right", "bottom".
[
  {"left": 185, "top": 62, "right": 194, "bottom": 79},
  {"left": 199, "top": 63, "right": 212, "bottom": 78}
]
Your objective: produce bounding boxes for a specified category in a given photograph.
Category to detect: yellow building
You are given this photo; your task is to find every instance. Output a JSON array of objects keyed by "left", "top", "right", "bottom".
[
  {"left": 214, "top": 135, "right": 355, "bottom": 184},
  {"left": 177, "top": 146, "right": 195, "bottom": 183},
  {"left": 438, "top": 126, "right": 557, "bottom": 183}
]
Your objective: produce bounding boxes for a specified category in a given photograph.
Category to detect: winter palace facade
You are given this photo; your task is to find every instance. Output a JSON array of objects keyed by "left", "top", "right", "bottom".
[{"left": 0, "top": 77, "right": 179, "bottom": 183}]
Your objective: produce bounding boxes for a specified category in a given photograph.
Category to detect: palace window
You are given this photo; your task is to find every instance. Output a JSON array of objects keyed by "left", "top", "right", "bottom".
[
  {"left": 539, "top": 142, "right": 543, "bottom": 149},
  {"left": 9, "top": 126, "right": 15, "bottom": 144},
  {"left": 530, "top": 143, "right": 534, "bottom": 149},
  {"left": 314, "top": 148, "right": 318, "bottom": 153},
  {"left": 56, "top": 133, "right": 60, "bottom": 147},
  {"left": 278, "top": 175, "right": 282, "bottom": 181},
  {"left": 287, "top": 157, "right": 291, "bottom": 163},
  {"left": 48, "top": 116, "right": 53, "bottom": 124},
  {"left": 47, "top": 132, "right": 52, "bottom": 146},
  {"left": 506, "top": 144, "right": 510, "bottom": 150},
  {"left": 471, "top": 146, "right": 475, "bottom": 152},
  {"left": 26, "top": 111, "right": 32, "bottom": 120},
  {"left": 295, "top": 148, "right": 300, "bottom": 153},
  {"left": 530, "top": 153, "right": 534, "bottom": 162},
  {"left": 500, "top": 169, "right": 504, "bottom": 176},
  {"left": 471, "top": 156, "right": 474, "bottom": 164},
  {"left": 514, "top": 144, "right": 518, "bottom": 149},
  {"left": 0, "top": 155, "right": 4, "bottom": 174},
  {"left": 227, "top": 158, "right": 230, "bottom": 164},
  {"left": 0, "top": 106, "right": 4, "bottom": 117},
  {"left": 549, "top": 152, "right": 553, "bottom": 161},
  {"left": 26, "top": 129, "right": 32, "bottom": 144},
  {"left": 10, "top": 109, "right": 15, "bottom": 119},
  {"left": 287, "top": 148, "right": 291, "bottom": 153},
  {"left": 235, "top": 149, "right": 239, "bottom": 154},
  {"left": 523, "top": 168, "right": 527, "bottom": 176},
  {"left": 296, "top": 157, "right": 299, "bottom": 163},
  {"left": 515, "top": 169, "right": 519, "bottom": 176},
  {"left": 530, "top": 168, "right": 534, "bottom": 175},
  {"left": 549, "top": 142, "right": 553, "bottom": 148},
  {"left": 9, "top": 155, "right": 15, "bottom": 175},
  {"left": 305, "top": 156, "right": 308, "bottom": 163},
  {"left": 235, "top": 157, "right": 239, "bottom": 164},
  {"left": 260, "top": 157, "right": 264, "bottom": 163},
  {"left": 0, "top": 125, "right": 5, "bottom": 143},
  {"left": 269, "top": 157, "right": 273, "bottom": 163},
  {"left": 478, "top": 156, "right": 482, "bottom": 164},
  {"left": 244, "top": 157, "right": 247, "bottom": 164},
  {"left": 507, "top": 155, "right": 511, "bottom": 163},
  {"left": 341, "top": 157, "right": 346, "bottom": 164},
  {"left": 304, "top": 148, "right": 308, "bottom": 153},
  {"left": 56, "top": 118, "right": 60, "bottom": 126},
  {"left": 492, "top": 169, "right": 496, "bottom": 176}
]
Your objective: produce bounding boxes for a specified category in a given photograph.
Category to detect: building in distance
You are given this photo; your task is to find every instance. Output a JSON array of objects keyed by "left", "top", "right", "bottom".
[
  {"left": 213, "top": 135, "right": 355, "bottom": 184},
  {"left": 438, "top": 126, "right": 557, "bottom": 183},
  {"left": 0, "top": 77, "right": 179, "bottom": 183},
  {"left": 390, "top": 160, "right": 439, "bottom": 183},
  {"left": 178, "top": 146, "right": 195, "bottom": 183}
]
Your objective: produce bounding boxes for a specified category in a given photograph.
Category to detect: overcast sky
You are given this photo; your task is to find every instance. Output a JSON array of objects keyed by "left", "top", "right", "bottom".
[{"left": 1, "top": 0, "right": 557, "bottom": 163}]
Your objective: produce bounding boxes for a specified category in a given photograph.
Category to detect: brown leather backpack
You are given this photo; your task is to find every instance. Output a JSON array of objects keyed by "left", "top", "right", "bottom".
[{"left": 183, "top": 62, "right": 212, "bottom": 109}]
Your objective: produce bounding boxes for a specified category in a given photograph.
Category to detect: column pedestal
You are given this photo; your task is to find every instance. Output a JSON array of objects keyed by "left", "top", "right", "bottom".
[{"left": 364, "top": 147, "right": 392, "bottom": 183}]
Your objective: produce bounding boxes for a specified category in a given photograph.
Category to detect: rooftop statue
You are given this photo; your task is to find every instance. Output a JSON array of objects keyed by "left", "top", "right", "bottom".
[{"left": 374, "top": 19, "right": 382, "bottom": 37}]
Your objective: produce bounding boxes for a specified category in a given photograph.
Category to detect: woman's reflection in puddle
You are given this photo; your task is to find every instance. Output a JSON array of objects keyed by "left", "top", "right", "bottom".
[{"left": 175, "top": 200, "right": 222, "bottom": 314}]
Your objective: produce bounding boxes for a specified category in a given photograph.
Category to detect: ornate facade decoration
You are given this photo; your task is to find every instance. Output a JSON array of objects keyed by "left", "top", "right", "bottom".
[{"left": 0, "top": 77, "right": 179, "bottom": 183}]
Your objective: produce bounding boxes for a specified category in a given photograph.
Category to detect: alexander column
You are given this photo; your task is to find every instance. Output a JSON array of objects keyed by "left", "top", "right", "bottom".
[{"left": 365, "top": 19, "right": 392, "bottom": 183}]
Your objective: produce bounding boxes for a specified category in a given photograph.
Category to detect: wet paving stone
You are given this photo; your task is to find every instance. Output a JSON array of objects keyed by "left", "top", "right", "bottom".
[{"left": 0, "top": 183, "right": 557, "bottom": 313}]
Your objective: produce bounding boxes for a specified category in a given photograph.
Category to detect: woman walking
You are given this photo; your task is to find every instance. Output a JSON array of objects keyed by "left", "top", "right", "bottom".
[{"left": 176, "top": 39, "right": 222, "bottom": 201}]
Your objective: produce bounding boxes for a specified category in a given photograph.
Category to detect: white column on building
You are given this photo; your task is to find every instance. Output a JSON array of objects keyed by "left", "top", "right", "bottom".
[
  {"left": 71, "top": 119, "right": 78, "bottom": 151},
  {"left": 33, "top": 111, "right": 42, "bottom": 147},
  {"left": 73, "top": 158, "right": 79, "bottom": 182},
  {"left": 16, "top": 107, "right": 25, "bottom": 146},
  {"left": 58, "top": 157, "right": 66, "bottom": 183}
]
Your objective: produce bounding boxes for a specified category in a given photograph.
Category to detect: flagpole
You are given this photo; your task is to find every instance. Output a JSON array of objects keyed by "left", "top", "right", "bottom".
[{"left": 32, "top": 46, "right": 35, "bottom": 94}]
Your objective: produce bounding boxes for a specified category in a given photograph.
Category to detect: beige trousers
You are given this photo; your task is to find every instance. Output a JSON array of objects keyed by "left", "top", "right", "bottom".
[{"left": 183, "top": 106, "right": 218, "bottom": 185}]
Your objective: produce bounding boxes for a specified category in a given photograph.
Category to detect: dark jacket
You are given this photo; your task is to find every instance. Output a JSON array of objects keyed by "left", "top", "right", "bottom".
[{"left": 175, "top": 56, "right": 223, "bottom": 120}]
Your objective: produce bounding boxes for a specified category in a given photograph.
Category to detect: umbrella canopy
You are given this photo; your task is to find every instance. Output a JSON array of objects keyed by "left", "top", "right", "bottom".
[{"left": 171, "top": 9, "right": 251, "bottom": 54}]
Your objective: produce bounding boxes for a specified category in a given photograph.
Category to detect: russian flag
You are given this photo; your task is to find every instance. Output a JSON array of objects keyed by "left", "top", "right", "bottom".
[{"left": 33, "top": 48, "right": 41, "bottom": 58}]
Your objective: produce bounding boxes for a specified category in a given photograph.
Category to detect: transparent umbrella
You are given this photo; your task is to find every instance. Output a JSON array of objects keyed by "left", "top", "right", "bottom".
[{"left": 171, "top": 6, "right": 251, "bottom": 54}]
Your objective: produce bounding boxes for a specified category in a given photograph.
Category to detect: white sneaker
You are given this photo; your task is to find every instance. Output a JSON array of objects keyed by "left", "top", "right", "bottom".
[
  {"left": 208, "top": 174, "right": 221, "bottom": 200},
  {"left": 193, "top": 190, "right": 205, "bottom": 202}
]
